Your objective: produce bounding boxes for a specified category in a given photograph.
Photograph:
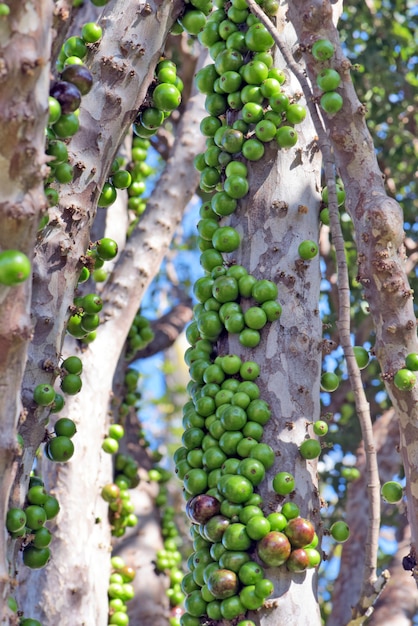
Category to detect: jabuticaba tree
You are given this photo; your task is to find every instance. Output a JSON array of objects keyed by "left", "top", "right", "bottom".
[{"left": 0, "top": 1, "right": 417, "bottom": 626}]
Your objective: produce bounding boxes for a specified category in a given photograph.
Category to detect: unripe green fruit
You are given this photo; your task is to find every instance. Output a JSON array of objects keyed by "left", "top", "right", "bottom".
[
  {"left": 23, "top": 545, "right": 51, "bottom": 569},
  {"left": 0, "top": 250, "right": 31, "bottom": 286},
  {"left": 320, "top": 91, "right": 343, "bottom": 114},
  {"left": 330, "top": 521, "right": 350, "bottom": 543},
  {"left": 272, "top": 472, "right": 295, "bottom": 495},
  {"left": 311, "top": 39, "right": 335, "bottom": 61},
  {"left": 298, "top": 240, "right": 319, "bottom": 260},
  {"left": 405, "top": 353, "right": 418, "bottom": 371},
  {"left": 96, "top": 237, "right": 118, "bottom": 261},
  {"left": 299, "top": 438, "right": 321, "bottom": 460},
  {"left": 33, "top": 384, "right": 55, "bottom": 406},
  {"left": 316, "top": 68, "right": 341, "bottom": 92},
  {"left": 54, "top": 417, "right": 77, "bottom": 438},
  {"left": 381, "top": 480, "right": 403, "bottom": 503},
  {"left": 6, "top": 508, "right": 26, "bottom": 533},
  {"left": 320, "top": 372, "right": 339, "bottom": 392},
  {"left": 60, "top": 373, "right": 82, "bottom": 395},
  {"left": 394, "top": 368, "right": 416, "bottom": 391},
  {"left": 46, "top": 436, "right": 75, "bottom": 462},
  {"left": 353, "top": 346, "right": 369, "bottom": 369},
  {"left": 62, "top": 356, "right": 82, "bottom": 375},
  {"left": 313, "top": 420, "right": 328, "bottom": 436}
]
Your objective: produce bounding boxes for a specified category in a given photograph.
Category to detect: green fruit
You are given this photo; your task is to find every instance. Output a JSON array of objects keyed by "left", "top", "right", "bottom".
[
  {"left": 320, "top": 372, "right": 339, "bottom": 392},
  {"left": 33, "top": 526, "right": 52, "bottom": 548},
  {"left": 43, "top": 495, "right": 60, "bottom": 520},
  {"left": 53, "top": 112, "right": 79, "bottom": 138},
  {"left": 153, "top": 83, "right": 181, "bottom": 112},
  {"left": 212, "top": 226, "right": 240, "bottom": 253},
  {"left": 286, "top": 103, "right": 307, "bottom": 125},
  {"left": 245, "top": 23, "right": 274, "bottom": 52},
  {"left": 298, "top": 240, "right": 319, "bottom": 260},
  {"left": 6, "top": 508, "right": 26, "bottom": 533},
  {"left": 60, "top": 373, "right": 82, "bottom": 395},
  {"left": 281, "top": 502, "right": 300, "bottom": 520},
  {"left": 276, "top": 126, "right": 298, "bottom": 148},
  {"left": 46, "top": 436, "right": 75, "bottom": 462},
  {"left": 381, "top": 480, "right": 403, "bottom": 503},
  {"left": 320, "top": 92, "right": 343, "bottom": 114},
  {"left": 0, "top": 250, "right": 31, "bottom": 286},
  {"left": 22, "top": 546, "right": 51, "bottom": 569},
  {"left": 63, "top": 36, "right": 87, "bottom": 59},
  {"left": 267, "top": 513, "right": 287, "bottom": 531},
  {"left": 48, "top": 96, "right": 61, "bottom": 124},
  {"left": 242, "top": 138, "right": 265, "bottom": 161},
  {"left": 53, "top": 162, "right": 73, "bottom": 183},
  {"left": 245, "top": 515, "right": 271, "bottom": 540},
  {"left": 394, "top": 368, "right": 416, "bottom": 391},
  {"left": 312, "top": 38, "right": 335, "bottom": 61},
  {"left": 313, "top": 420, "right": 328, "bottom": 436},
  {"left": 62, "top": 356, "right": 83, "bottom": 375},
  {"left": 251, "top": 279, "right": 278, "bottom": 303},
  {"left": 25, "top": 505, "right": 47, "bottom": 530},
  {"left": 27, "top": 485, "right": 48, "bottom": 506},
  {"left": 405, "top": 353, "right": 418, "bottom": 371},
  {"left": 33, "top": 383, "right": 55, "bottom": 406},
  {"left": 299, "top": 438, "right": 321, "bottom": 460},
  {"left": 98, "top": 182, "right": 117, "bottom": 207},
  {"left": 330, "top": 521, "right": 350, "bottom": 542},
  {"left": 321, "top": 183, "right": 345, "bottom": 205},
  {"left": 81, "top": 22, "right": 103, "bottom": 43},
  {"left": 112, "top": 169, "right": 132, "bottom": 189},
  {"left": 96, "top": 237, "right": 118, "bottom": 260},
  {"left": 54, "top": 417, "right": 77, "bottom": 438},
  {"left": 254, "top": 578, "right": 274, "bottom": 599},
  {"left": 316, "top": 68, "right": 341, "bottom": 92},
  {"left": 102, "top": 437, "right": 119, "bottom": 454},
  {"left": 353, "top": 346, "right": 369, "bottom": 369},
  {"left": 109, "top": 424, "right": 125, "bottom": 440},
  {"left": 82, "top": 293, "right": 103, "bottom": 313},
  {"left": 273, "top": 471, "right": 295, "bottom": 495}
]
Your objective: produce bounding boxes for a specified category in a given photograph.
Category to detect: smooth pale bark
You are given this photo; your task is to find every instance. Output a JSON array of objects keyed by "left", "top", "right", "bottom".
[
  {"left": 16, "top": 52, "right": 207, "bottom": 624},
  {"left": 0, "top": 2, "right": 53, "bottom": 622},
  {"left": 213, "top": 12, "right": 323, "bottom": 623},
  {"left": 288, "top": 0, "right": 418, "bottom": 566}
]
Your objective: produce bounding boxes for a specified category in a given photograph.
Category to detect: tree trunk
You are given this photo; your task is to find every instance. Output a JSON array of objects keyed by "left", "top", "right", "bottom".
[
  {"left": 0, "top": 2, "right": 53, "bottom": 622},
  {"left": 16, "top": 50, "right": 207, "bottom": 625},
  {"left": 218, "top": 12, "right": 323, "bottom": 623}
]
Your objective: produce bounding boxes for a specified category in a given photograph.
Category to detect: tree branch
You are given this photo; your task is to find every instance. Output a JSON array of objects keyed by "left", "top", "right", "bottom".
[{"left": 129, "top": 300, "right": 193, "bottom": 361}]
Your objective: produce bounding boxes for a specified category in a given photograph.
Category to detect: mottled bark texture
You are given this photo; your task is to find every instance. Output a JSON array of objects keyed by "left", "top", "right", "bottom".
[
  {"left": 288, "top": 0, "right": 418, "bottom": 565},
  {"left": 209, "top": 9, "right": 324, "bottom": 623},
  {"left": 16, "top": 45, "right": 207, "bottom": 624},
  {"left": 0, "top": 2, "right": 53, "bottom": 623}
]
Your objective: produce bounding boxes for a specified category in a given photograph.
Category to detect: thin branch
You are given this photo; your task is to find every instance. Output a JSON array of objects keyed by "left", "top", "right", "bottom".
[
  {"left": 129, "top": 300, "right": 193, "bottom": 361},
  {"left": 245, "top": 0, "right": 380, "bottom": 610}
]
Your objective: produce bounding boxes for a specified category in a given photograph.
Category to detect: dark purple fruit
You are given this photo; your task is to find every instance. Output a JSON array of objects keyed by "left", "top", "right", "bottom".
[
  {"left": 49, "top": 80, "right": 81, "bottom": 114},
  {"left": 61, "top": 64, "right": 93, "bottom": 96},
  {"left": 207, "top": 568, "right": 239, "bottom": 599},
  {"left": 186, "top": 494, "right": 221, "bottom": 524}
]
